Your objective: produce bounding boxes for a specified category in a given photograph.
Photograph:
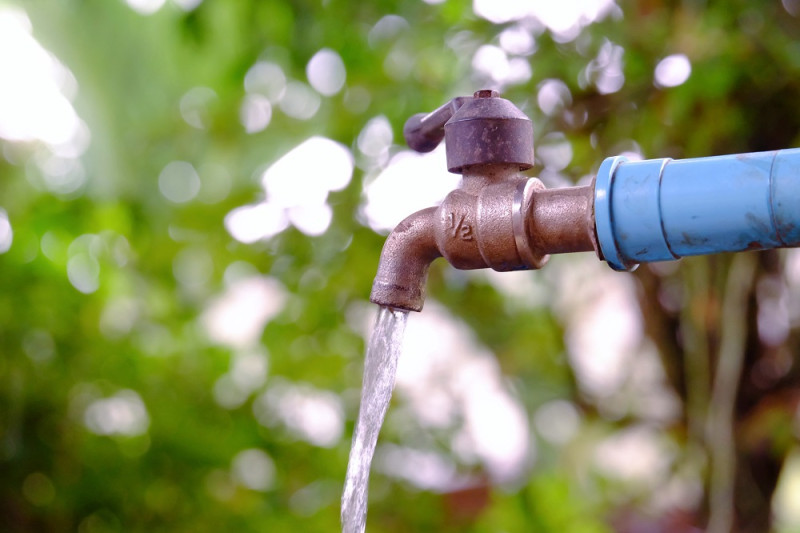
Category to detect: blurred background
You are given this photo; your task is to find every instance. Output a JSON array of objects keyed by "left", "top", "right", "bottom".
[{"left": 2, "top": 0, "right": 800, "bottom": 531}]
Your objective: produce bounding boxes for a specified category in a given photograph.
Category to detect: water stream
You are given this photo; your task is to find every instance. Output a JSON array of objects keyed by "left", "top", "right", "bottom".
[{"left": 341, "top": 305, "right": 409, "bottom": 533}]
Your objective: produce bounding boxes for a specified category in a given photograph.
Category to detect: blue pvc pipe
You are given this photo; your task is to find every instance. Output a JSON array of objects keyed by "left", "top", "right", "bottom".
[{"left": 594, "top": 148, "right": 800, "bottom": 271}]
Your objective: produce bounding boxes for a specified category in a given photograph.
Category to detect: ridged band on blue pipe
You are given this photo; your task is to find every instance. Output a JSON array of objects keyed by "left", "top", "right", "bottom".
[
  {"left": 594, "top": 155, "right": 632, "bottom": 271},
  {"left": 612, "top": 157, "right": 676, "bottom": 264},
  {"left": 594, "top": 148, "right": 800, "bottom": 269}
]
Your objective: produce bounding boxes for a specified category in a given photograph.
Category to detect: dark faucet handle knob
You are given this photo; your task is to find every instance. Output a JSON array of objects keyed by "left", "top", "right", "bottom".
[
  {"left": 403, "top": 113, "right": 443, "bottom": 153},
  {"left": 403, "top": 96, "right": 469, "bottom": 153}
]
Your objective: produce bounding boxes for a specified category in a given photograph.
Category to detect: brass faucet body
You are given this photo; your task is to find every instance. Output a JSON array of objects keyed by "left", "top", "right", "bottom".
[{"left": 370, "top": 91, "right": 599, "bottom": 312}]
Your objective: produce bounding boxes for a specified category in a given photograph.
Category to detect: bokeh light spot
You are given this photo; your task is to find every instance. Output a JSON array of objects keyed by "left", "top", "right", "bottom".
[
  {"left": 368, "top": 15, "right": 409, "bottom": 47},
  {"left": 173, "top": 246, "right": 213, "bottom": 289},
  {"left": 84, "top": 390, "right": 150, "bottom": 436},
  {"left": 0, "top": 8, "right": 86, "bottom": 150},
  {"left": 232, "top": 449, "right": 276, "bottom": 491},
  {"left": 202, "top": 275, "right": 287, "bottom": 349},
  {"left": 279, "top": 81, "right": 321, "bottom": 120},
  {"left": 172, "top": 0, "right": 203, "bottom": 11},
  {"left": 357, "top": 115, "right": 393, "bottom": 162},
  {"left": 0, "top": 208, "right": 13, "bottom": 253},
  {"left": 124, "top": 0, "right": 166, "bottom": 15},
  {"left": 362, "top": 147, "right": 459, "bottom": 233},
  {"left": 67, "top": 253, "right": 100, "bottom": 294},
  {"left": 254, "top": 381, "right": 344, "bottom": 448},
  {"left": 537, "top": 79, "right": 572, "bottom": 116},
  {"left": 499, "top": 25, "right": 536, "bottom": 56},
  {"left": 99, "top": 298, "right": 140, "bottom": 339},
  {"left": 306, "top": 48, "right": 346, "bottom": 97},
  {"left": 654, "top": 54, "right": 692, "bottom": 88},
  {"left": 287, "top": 203, "right": 333, "bottom": 237},
  {"left": 473, "top": 0, "right": 617, "bottom": 42},
  {"left": 240, "top": 94, "right": 272, "bottom": 133},
  {"left": 534, "top": 400, "right": 580, "bottom": 444},
  {"left": 158, "top": 161, "right": 201, "bottom": 204},
  {"left": 179, "top": 87, "right": 217, "bottom": 130},
  {"left": 224, "top": 202, "right": 289, "bottom": 243},
  {"left": 537, "top": 132, "right": 573, "bottom": 171},
  {"left": 244, "top": 61, "right": 287, "bottom": 102},
  {"left": 581, "top": 39, "right": 625, "bottom": 94},
  {"left": 221, "top": 136, "right": 354, "bottom": 238}
]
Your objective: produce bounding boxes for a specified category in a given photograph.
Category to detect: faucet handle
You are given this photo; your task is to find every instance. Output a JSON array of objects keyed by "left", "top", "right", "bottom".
[
  {"left": 403, "top": 96, "right": 469, "bottom": 153},
  {"left": 404, "top": 91, "right": 535, "bottom": 174}
]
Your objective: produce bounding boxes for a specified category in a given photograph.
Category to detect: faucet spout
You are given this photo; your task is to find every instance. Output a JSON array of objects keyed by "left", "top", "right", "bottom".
[
  {"left": 368, "top": 174, "right": 598, "bottom": 312},
  {"left": 370, "top": 207, "right": 441, "bottom": 312}
]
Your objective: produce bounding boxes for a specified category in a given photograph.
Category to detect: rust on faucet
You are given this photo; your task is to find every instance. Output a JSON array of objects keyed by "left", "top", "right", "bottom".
[
  {"left": 370, "top": 90, "right": 599, "bottom": 312},
  {"left": 370, "top": 207, "right": 441, "bottom": 312}
]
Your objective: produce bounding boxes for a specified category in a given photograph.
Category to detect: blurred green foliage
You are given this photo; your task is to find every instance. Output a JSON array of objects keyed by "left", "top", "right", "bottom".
[{"left": 2, "top": 1, "right": 800, "bottom": 532}]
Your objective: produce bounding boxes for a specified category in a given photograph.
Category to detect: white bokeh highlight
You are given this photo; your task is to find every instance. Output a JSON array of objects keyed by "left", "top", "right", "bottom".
[
  {"left": 473, "top": 0, "right": 618, "bottom": 42},
  {"left": 202, "top": 275, "right": 287, "bottom": 349},
  {"left": 66, "top": 233, "right": 104, "bottom": 294},
  {"left": 244, "top": 61, "right": 287, "bottom": 102},
  {"left": 173, "top": 0, "right": 203, "bottom": 11},
  {"left": 279, "top": 81, "right": 321, "bottom": 120},
  {"left": 226, "top": 137, "right": 353, "bottom": 242},
  {"left": 180, "top": 87, "right": 217, "bottom": 130},
  {"left": 124, "top": 0, "right": 166, "bottom": 15},
  {"left": 0, "top": 209, "right": 12, "bottom": 254},
  {"left": 224, "top": 202, "right": 289, "bottom": 243},
  {"left": 594, "top": 425, "right": 674, "bottom": 485},
  {"left": 563, "top": 263, "right": 642, "bottom": 397},
  {"left": 537, "top": 79, "right": 572, "bottom": 116},
  {"left": 254, "top": 381, "right": 344, "bottom": 448},
  {"left": 240, "top": 94, "right": 272, "bottom": 133},
  {"left": 158, "top": 161, "right": 201, "bottom": 204},
  {"left": 654, "top": 54, "right": 692, "bottom": 88},
  {"left": 376, "top": 445, "right": 460, "bottom": 491},
  {"left": 472, "top": 44, "right": 532, "bottom": 88},
  {"left": 306, "top": 48, "right": 346, "bottom": 97},
  {"left": 582, "top": 39, "right": 625, "bottom": 94},
  {"left": 84, "top": 390, "right": 150, "bottom": 437},
  {"left": 362, "top": 147, "right": 459, "bottom": 233},
  {"left": 0, "top": 8, "right": 87, "bottom": 154},
  {"left": 357, "top": 115, "right": 393, "bottom": 168},
  {"left": 534, "top": 400, "right": 580, "bottom": 445},
  {"left": 231, "top": 448, "right": 276, "bottom": 491}
]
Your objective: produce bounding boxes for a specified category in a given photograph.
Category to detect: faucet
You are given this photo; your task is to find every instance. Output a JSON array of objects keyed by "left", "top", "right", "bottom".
[{"left": 370, "top": 89, "right": 800, "bottom": 312}]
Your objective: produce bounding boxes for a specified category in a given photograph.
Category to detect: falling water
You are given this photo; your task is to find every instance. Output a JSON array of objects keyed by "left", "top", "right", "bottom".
[{"left": 341, "top": 305, "right": 409, "bottom": 533}]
